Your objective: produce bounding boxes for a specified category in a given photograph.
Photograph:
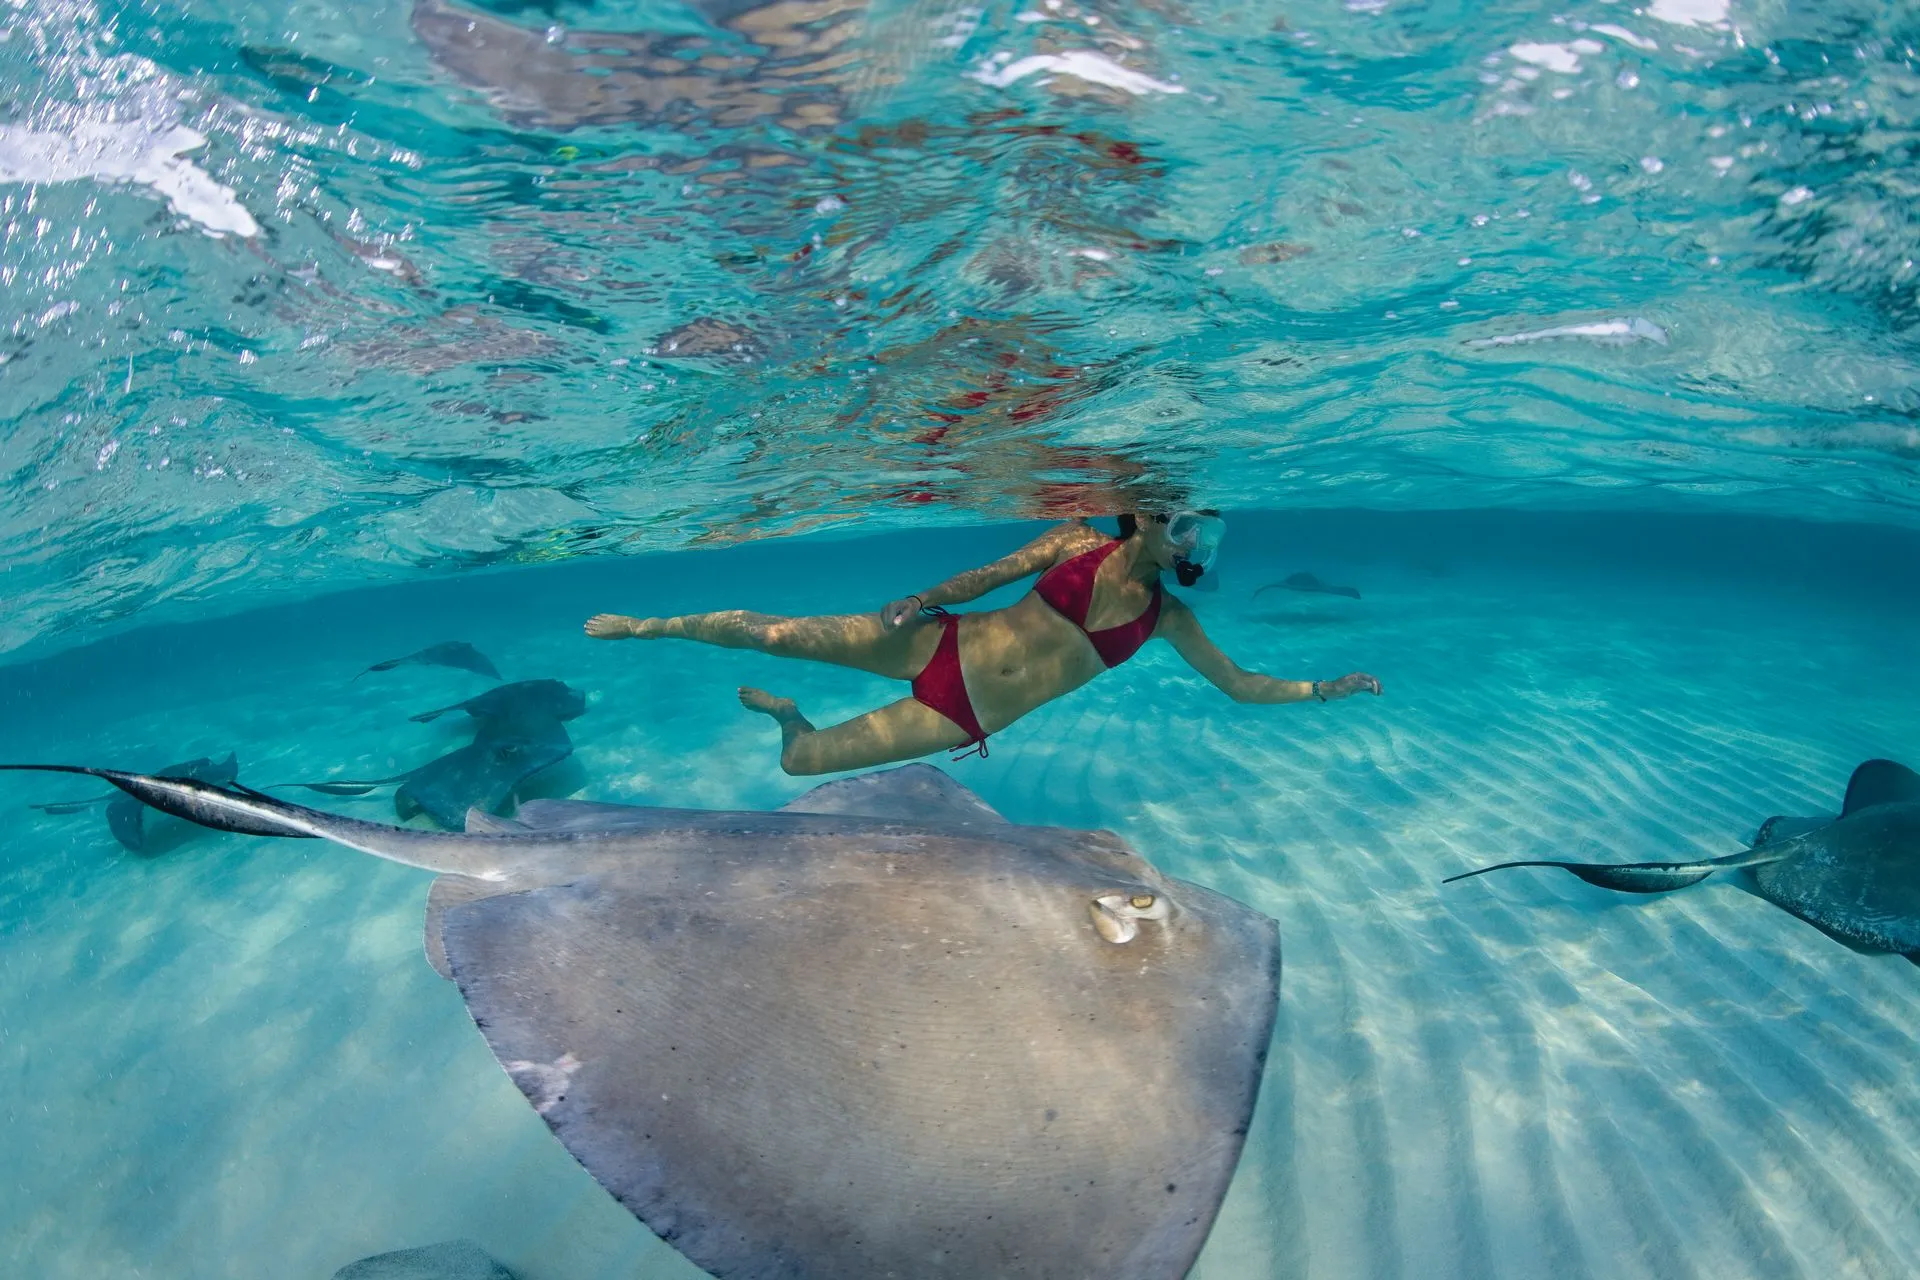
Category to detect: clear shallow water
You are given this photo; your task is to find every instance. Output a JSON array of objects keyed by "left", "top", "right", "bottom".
[
  {"left": 0, "top": 513, "right": 1917, "bottom": 1278},
  {"left": 5, "top": 0, "right": 1920, "bottom": 1275},
  {"left": 3, "top": 0, "right": 1920, "bottom": 652}
]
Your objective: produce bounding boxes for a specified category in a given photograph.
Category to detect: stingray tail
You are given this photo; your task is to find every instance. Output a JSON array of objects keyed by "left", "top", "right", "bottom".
[
  {"left": 1443, "top": 846, "right": 1783, "bottom": 894},
  {"left": 2, "top": 765, "right": 320, "bottom": 840},
  {"left": 266, "top": 773, "right": 410, "bottom": 796},
  {"left": 0, "top": 765, "right": 510, "bottom": 878},
  {"left": 30, "top": 794, "right": 115, "bottom": 814}
]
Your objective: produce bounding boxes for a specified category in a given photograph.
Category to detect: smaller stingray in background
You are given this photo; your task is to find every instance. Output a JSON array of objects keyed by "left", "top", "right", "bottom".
[
  {"left": 355, "top": 641, "right": 501, "bottom": 682},
  {"left": 32, "top": 753, "right": 240, "bottom": 854},
  {"left": 411, "top": 678, "right": 584, "bottom": 726},
  {"left": 275, "top": 727, "right": 575, "bottom": 829},
  {"left": 277, "top": 680, "right": 589, "bottom": 829},
  {"left": 1254, "top": 571, "right": 1362, "bottom": 601},
  {"left": 1446, "top": 759, "right": 1920, "bottom": 959},
  {"left": 397, "top": 715, "right": 577, "bottom": 828}
]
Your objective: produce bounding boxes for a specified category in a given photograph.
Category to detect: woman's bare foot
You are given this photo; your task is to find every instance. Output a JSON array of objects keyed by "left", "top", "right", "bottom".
[
  {"left": 738, "top": 687, "right": 803, "bottom": 723},
  {"left": 586, "top": 613, "right": 652, "bottom": 639}
]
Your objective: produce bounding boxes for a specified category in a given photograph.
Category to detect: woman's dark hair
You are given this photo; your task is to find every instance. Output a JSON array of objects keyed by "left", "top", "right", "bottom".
[{"left": 1117, "top": 512, "right": 1183, "bottom": 538}]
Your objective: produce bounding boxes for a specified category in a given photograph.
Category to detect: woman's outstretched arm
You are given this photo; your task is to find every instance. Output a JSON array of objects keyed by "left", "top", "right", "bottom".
[
  {"left": 1158, "top": 597, "right": 1382, "bottom": 704},
  {"left": 880, "top": 522, "right": 1093, "bottom": 629}
]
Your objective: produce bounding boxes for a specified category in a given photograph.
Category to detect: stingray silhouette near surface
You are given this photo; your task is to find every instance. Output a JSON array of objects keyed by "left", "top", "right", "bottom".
[
  {"left": 284, "top": 680, "right": 588, "bottom": 829},
  {"left": 355, "top": 641, "right": 501, "bottom": 682},
  {"left": 0, "top": 762, "right": 1280, "bottom": 1280},
  {"left": 1254, "top": 572, "right": 1362, "bottom": 601},
  {"left": 31, "top": 753, "right": 239, "bottom": 854},
  {"left": 1447, "top": 759, "right": 1920, "bottom": 959}
]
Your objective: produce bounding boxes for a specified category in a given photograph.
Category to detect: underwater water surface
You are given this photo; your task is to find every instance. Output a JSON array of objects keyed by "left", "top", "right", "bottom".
[
  {"left": 4, "top": 0, "right": 1920, "bottom": 1276},
  {"left": 2, "top": 0, "right": 1920, "bottom": 654}
]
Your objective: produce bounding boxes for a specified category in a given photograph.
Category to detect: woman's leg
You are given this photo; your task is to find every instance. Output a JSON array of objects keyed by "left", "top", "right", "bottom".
[
  {"left": 738, "top": 689, "right": 972, "bottom": 776},
  {"left": 588, "top": 609, "right": 936, "bottom": 680}
]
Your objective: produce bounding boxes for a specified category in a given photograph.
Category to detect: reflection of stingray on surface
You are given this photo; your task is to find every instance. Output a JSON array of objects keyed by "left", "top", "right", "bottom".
[
  {"left": 1447, "top": 759, "right": 1920, "bottom": 959},
  {"left": 355, "top": 640, "right": 500, "bottom": 682},
  {"left": 411, "top": 0, "right": 891, "bottom": 133},
  {"left": 282, "top": 680, "right": 589, "bottom": 829},
  {"left": 13, "top": 763, "right": 1280, "bottom": 1280},
  {"left": 32, "top": 753, "right": 239, "bottom": 855},
  {"left": 1254, "top": 571, "right": 1362, "bottom": 600}
]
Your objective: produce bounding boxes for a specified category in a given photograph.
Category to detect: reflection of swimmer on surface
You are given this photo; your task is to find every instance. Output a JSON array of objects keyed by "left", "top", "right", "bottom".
[{"left": 587, "top": 512, "right": 1382, "bottom": 774}]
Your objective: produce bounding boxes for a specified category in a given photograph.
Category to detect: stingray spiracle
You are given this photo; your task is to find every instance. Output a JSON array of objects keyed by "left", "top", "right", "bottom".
[{"left": 1090, "top": 891, "right": 1171, "bottom": 944}]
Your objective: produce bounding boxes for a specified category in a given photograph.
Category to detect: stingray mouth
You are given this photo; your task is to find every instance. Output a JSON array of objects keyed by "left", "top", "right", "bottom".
[{"left": 1089, "top": 890, "right": 1171, "bottom": 944}]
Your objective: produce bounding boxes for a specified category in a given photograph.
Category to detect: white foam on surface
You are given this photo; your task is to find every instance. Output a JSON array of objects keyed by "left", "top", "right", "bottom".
[
  {"left": 1647, "top": 0, "right": 1730, "bottom": 28},
  {"left": 0, "top": 120, "right": 259, "bottom": 238},
  {"left": 1509, "top": 42, "right": 1583, "bottom": 73},
  {"left": 1590, "top": 23, "right": 1659, "bottom": 51},
  {"left": 969, "top": 50, "right": 1186, "bottom": 95},
  {"left": 0, "top": 548, "right": 1914, "bottom": 1279},
  {"left": 1468, "top": 316, "right": 1670, "bottom": 348}
]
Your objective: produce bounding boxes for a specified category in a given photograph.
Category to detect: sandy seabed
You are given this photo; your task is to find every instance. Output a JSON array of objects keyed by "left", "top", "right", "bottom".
[{"left": 2, "top": 520, "right": 1916, "bottom": 1280}]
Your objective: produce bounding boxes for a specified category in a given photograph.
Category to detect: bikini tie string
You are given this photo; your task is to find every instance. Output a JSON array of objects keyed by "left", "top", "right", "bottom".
[{"left": 949, "top": 737, "right": 989, "bottom": 761}]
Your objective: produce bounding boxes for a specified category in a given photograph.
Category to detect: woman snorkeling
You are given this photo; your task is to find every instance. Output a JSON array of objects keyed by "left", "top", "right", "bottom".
[{"left": 586, "top": 512, "right": 1382, "bottom": 774}]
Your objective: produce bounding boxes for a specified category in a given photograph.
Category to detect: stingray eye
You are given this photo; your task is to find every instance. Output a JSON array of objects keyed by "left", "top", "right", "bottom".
[{"left": 1090, "top": 890, "right": 1172, "bottom": 945}]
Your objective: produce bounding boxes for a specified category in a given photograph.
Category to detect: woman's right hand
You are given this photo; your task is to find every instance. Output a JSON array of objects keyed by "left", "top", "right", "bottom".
[
  {"left": 880, "top": 598, "right": 921, "bottom": 631},
  {"left": 585, "top": 613, "right": 640, "bottom": 639},
  {"left": 1320, "top": 672, "right": 1383, "bottom": 699}
]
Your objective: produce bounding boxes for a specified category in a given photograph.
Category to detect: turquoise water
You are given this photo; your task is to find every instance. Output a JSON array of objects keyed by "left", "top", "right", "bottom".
[
  {"left": 2, "top": 514, "right": 1917, "bottom": 1278},
  {"left": 4, "top": 0, "right": 1920, "bottom": 1276}
]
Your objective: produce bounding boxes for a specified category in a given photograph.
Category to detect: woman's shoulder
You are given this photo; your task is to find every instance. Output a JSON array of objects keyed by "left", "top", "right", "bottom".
[{"left": 1051, "top": 518, "right": 1113, "bottom": 547}]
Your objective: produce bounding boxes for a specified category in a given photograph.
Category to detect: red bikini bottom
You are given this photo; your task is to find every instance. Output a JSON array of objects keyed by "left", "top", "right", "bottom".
[{"left": 910, "top": 615, "right": 989, "bottom": 758}]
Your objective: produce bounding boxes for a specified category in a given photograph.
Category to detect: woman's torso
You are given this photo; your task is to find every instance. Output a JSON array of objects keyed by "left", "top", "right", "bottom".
[{"left": 952, "top": 528, "right": 1163, "bottom": 733}]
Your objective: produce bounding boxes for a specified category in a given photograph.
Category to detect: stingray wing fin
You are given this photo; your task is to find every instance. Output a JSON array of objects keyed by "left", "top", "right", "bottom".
[
  {"left": 463, "top": 806, "right": 526, "bottom": 834},
  {"left": 778, "top": 763, "right": 1007, "bottom": 825},
  {"left": 1841, "top": 759, "right": 1920, "bottom": 817},
  {"left": 454, "top": 645, "right": 502, "bottom": 680},
  {"left": 1753, "top": 813, "right": 1834, "bottom": 847},
  {"left": 424, "top": 872, "right": 497, "bottom": 980}
]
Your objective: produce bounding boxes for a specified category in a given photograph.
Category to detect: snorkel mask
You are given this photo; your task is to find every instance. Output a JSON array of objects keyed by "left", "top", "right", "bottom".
[{"left": 1161, "top": 510, "right": 1224, "bottom": 589}]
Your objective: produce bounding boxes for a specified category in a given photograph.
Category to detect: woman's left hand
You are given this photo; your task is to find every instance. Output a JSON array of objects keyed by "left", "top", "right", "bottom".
[
  {"left": 880, "top": 598, "right": 922, "bottom": 631},
  {"left": 1321, "top": 672, "right": 1383, "bottom": 699}
]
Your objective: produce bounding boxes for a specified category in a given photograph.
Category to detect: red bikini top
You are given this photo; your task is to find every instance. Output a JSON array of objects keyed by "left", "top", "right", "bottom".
[{"left": 1034, "top": 539, "right": 1162, "bottom": 668}]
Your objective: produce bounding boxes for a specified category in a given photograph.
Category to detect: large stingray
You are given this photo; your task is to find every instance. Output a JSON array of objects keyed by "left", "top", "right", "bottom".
[
  {"left": 30, "top": 752, "right": 239, "bottom": 854},
  {"left": 356, "top": 641, "right": 501, "bottom": 682},
  {"left": 1, "top": 761, "right": 1279, "bottom": 1280},
  {"left": 1445, "top": 758, "right": 1920, "bottom": 958}
]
